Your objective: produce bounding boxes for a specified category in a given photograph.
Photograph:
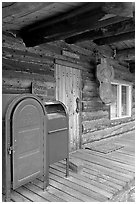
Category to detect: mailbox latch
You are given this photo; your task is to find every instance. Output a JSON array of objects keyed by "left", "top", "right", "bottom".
[{"left": 8, "top": 146, "right": 14, "bottom": 155}]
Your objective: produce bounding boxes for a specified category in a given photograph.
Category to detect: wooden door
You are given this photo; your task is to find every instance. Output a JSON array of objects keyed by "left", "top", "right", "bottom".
[
  {"left": 56, "top": 64, "right": 81, "bottom": 151},
  {"left": 12, "top": 98, "right": 44, "bottom": 189}
]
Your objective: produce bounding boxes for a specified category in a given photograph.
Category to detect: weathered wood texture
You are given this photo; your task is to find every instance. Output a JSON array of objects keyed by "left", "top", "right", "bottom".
[
  {"left": 6, "top": 130, "right": 135, "bottom": 202},
  {"left": 2, "top": 34, "right": 94, "bottom": 100},
  {"left": 81, "top": 56, "right": 135, "bottom": 144},
  {"left": 56, "top": 64, "right": 81, "bottom": 151},
  {"left": 2, "top": 34, "right": 135, "bottom": 147},
  {"left": 2, "top": 35, "right": 56, "bottom": 101}
]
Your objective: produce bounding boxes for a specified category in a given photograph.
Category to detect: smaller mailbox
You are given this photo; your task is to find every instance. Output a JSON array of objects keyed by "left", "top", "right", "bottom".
[{"left": 44, "top": 101, "right": 69, "bottom": 176}]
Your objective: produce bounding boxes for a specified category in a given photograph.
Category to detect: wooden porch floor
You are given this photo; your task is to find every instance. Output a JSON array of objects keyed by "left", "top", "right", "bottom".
[{"left": 9, "top": 130, "right": 135, "bottom": 202}]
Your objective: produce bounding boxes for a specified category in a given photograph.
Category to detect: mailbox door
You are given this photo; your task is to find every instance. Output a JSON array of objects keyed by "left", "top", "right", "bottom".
[{"left": 12, "top": 98, "right": 44, "bottom": 189}]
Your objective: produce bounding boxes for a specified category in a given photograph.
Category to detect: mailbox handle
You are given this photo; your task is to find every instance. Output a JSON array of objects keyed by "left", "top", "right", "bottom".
[
  {"left": 48, "top": 127, "right": 68, "bottom": 134},
  {"left": 76, "top": 97, "right": 80, "bottom": 113}
]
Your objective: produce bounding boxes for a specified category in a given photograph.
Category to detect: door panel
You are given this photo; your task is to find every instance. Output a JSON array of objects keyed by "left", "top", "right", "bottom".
[
  {"left": 56, "top": 64, "right": 81, "bottom": 151},
  {"left": 12, "top": 98, "right": 44, "bottom": 189}
]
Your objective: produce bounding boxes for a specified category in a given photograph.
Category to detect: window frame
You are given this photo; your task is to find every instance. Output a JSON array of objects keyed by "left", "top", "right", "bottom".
[{"left": 110, "top": 80, "right": 132, "bottom": 120}]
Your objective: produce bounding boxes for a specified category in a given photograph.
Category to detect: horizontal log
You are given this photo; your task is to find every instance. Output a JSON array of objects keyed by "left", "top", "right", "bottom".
[
  {"left": 97, "top": 45, "right": 113, "bottom": 58},
  {"left": 82, "top": 71, "right": 95, "bottom": 81},
  {"left": 82, "top": 80, "right": 98, "bottom": 89},
  {"left": 3, "top": 47, "right": 54, "bottom": 64},
  {"left": 82, "top": 92, "right": 99, "bottom": 100},
  {"left": 3, "top": 77, "right": 31, "bottom": 89},
  {"left": 2, "top": 70, "right": 55, "bottom": 85},
  {"left": 114, "top": 69, "right": 135, "bottom": 82},
  {"left": 107, "top": 58, "right": 131, "bottom": 72},
  {"left": 82, "top": 101, "right": 107, "bottom": 112},
  {"left": 82, "top": 121, "right": 135, "bottom": 144},
  {"left": 116, "top": 48, "right": 135, "bottom": 61},
  {"left": 52, "top": 41, "right": 94, "bottom": 56},
  {"left": 106, "top": 58, "right": 135, "bottom": 82},
  {"left": 82, "top": 104, "right": 109, "bottom": 112},
  {"left": 118, "top": 60, "right": 129, "bottom": 68},
  {"left": 3, "top": 58, "right": 55, "bottom": 77},
  {"left": 40, "top": 43, "right": 62, "bottom": 55},
  {"left": 82, "top": 110, "right": 109, "bottom": 121},
  {"left": 55, "top": 59, "right": 92, "bottom": 71},
  {"left": 82, "top": 86, "right": 99, "bottom": 94},
  {"left": 82, "top": 98, "right": 102, "bottom": 106},
  {"left": 3, "top": 34, "right": 94, "bottom": 67},
  {"left": 3, "top": 76, "right": 55, "bottom": 91},
  {"left": 2, "top": 86, "right": 30, "bottom": 94},
  {"left": 82, "top": 118, "right": 111, "bottom": 133},
  {"left": 67, "top": 44, "right": 94, "bottom": 57}
]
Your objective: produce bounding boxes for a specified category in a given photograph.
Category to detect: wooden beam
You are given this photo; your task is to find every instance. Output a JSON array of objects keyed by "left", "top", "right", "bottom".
[
  {"left": 93, "top": 31, "right": 134, "bottom": 45},
  {"left": 20, "top": 15, "right": 129, "bottom": 47},
  {"left": 20, "top": 6, "right": 106, "bottom": 46},
  {"left": 65, "top": 19, "right": 134, "bottom": 44}
]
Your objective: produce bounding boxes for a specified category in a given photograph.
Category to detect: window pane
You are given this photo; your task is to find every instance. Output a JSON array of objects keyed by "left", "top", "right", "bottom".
[
  {"left": 122, "top": 86, "right": 128, "bottom": 116},
  {"left": 111, "top": 84, "right": 118, "bottom": 118}
]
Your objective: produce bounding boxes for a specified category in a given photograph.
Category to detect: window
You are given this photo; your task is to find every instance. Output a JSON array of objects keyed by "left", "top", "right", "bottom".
[{"left": 111, "top": 82, "right": 132, "bottom": 120}]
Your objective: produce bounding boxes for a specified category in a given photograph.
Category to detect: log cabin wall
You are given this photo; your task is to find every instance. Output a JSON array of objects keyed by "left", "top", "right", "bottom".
[
  {"left": 2, "top": 34, "right": 56, "bottom": 100},
  {"left": 2, "top": 33, "right": 135, "bottom": 150},
  {"left": 82, "top": 59, "right": 135, "bottom": 145}
]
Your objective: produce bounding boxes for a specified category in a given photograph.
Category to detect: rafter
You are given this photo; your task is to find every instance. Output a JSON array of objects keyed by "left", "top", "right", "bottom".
[
  {"left": 20, "top": 5, "right": 106, "bottom": 46},
  {"left": 93, "top": 31, "right": 134, "bottom": 45},
  {"left": 20, "top": 15, "right": 129, "bottom": 47},
  {"left": 65, "top": 19, "right": 134, "bottom": 44}
]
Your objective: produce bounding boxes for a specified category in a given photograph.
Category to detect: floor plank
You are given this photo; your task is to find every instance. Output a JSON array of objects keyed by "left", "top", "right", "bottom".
[
  {"left": 50, "top": 165, "right": 112, "bottom": 200},
  {"left": 7, "top": 130, "right": 135, "bottom": 202},
  {"left": 75, "top": 159, "right": 133, "bottom": 181},
  {"left": 33, "top": 179, "right": 82, "bottom": 202},
  {"left": 24, "top": 182, "right": 65, "bottom": 202},
  {"left": 15, "top": 186, "right": 49, "bottom": 202},
  {"left": 49, "top": 173, "right": 101, "bottom": 202},
  {"left": 11, "top": 190, "right": 32, "bottom": 202},
  {"left": 54, "top": 162, "right": 117, "bottom": 194},
  {"left": 117, "top": 148, "right": 135, "bottom": 156},
  {"left": 73, "top": 150, "right": 135, "bottom": 173},
  {"left": 83, "top": 149, "right": 135, "bottom": 167},
  {"left": 53, "top": 162, "right": 123, "bottom": 191}
]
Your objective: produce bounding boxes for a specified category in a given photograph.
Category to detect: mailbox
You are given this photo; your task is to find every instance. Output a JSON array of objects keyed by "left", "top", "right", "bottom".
[
  {"left": 2, "top": 94, "right": 69, "bottom": 202},
  {"left": 2, "top": 94, "right": 48, "bottom": 201},
  {"left": 44, "top": 101, "right": 69, "bottom": 176}
]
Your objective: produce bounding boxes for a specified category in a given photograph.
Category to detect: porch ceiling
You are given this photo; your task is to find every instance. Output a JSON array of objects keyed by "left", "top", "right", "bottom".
[{"left": 2, "top": 2, "right": 135, "bottom": 65}]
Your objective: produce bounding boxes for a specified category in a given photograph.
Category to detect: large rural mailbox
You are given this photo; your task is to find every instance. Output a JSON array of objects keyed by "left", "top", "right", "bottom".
[
  {"left": 44, "top": 101, "right": 69, "bottom": 176},
  {"left": 2, "top": 94, "right": 69, "bottom": 201},
  {"left": 2, "top": 94, "right": 48, "bottom": 201}
]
